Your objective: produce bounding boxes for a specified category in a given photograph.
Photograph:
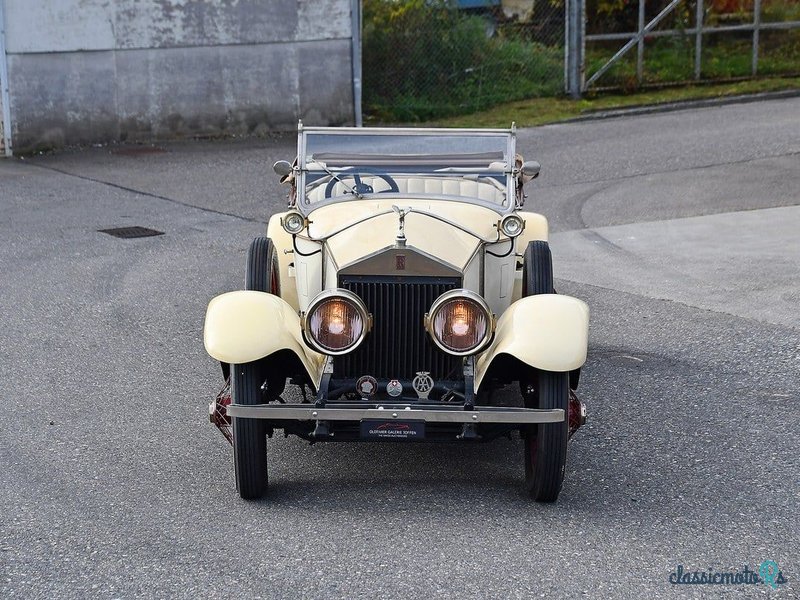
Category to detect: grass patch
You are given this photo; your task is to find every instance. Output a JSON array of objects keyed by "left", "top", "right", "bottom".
[
  {"left": 584, "top": 24, "right": 800, "bottom": 88},
  {"left": 421, "top": 76, "right": 800, "bottom": 128}
]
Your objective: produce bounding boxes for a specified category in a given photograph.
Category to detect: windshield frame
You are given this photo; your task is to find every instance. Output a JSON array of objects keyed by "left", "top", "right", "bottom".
[{"left": 294, "top": 125, "right": 518, "bottom": 215}]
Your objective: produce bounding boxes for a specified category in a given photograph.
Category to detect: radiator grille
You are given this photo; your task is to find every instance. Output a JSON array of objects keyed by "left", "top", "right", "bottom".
[{"left": 337, "top": 276, "right": 462, "bottom": 380}]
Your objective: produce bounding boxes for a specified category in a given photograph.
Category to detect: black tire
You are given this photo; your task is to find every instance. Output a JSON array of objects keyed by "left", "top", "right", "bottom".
[
  {"left": 230, "top": 236, "right": 279, "bottom": 500},
  {"left": 523, "top": 370, "right": 569, "bottom": 502},
  {"left": 521, "top": 240, "right": 568, "bottom": 502},
  {"left": 246, "top": 236, "right": 280, "bottom": 295},
  {"left": 231, "top": 360, "right": 268, "bottom": 499},
  {"left": 522, "top": 240, "right": 553, "bottom": 295}
]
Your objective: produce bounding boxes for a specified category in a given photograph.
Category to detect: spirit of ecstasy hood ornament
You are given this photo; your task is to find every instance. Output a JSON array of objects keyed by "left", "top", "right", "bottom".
[{"left": 392, "top": 205, "right": 413, "bottom": 247}]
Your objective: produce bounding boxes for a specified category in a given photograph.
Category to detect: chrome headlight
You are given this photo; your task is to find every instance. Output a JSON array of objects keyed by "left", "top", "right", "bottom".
[
  {"left": 499, "top": 214, "right": 525, "bottom": 238},
  {"left": 282, "top": 211, "right": 306, "bottom": 235},
  {"left": 302, "top": 289, "right": 370, "bottom": 355},
  {"left": 425, "top": 290, "right": 494, "bottom": 355}
]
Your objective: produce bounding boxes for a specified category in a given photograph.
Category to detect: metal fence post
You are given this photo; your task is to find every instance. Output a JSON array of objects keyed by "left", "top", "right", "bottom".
[
  {"left": 351, "top": 0, "right": 363, "bottom": 127},
  {"left": 578, "top": 0, "right": 586, "bottom": 94},
  {"left": 694, "top": 0, "right": 703, "bottom": 79},
  {"left": 0, "top": 0, "right": 13, "bottom": 156},
  {"left": 637, "top": 0, "right": 646, "bottom": 84},
  {"left": 752, "top": 0, "right": 761, "bottom": 76},
  {"left": 564, "top": 0, "right": 569, "bottom": 95},
  {"left": 566, "top": 0, "right": 584, "bottom": 98}
]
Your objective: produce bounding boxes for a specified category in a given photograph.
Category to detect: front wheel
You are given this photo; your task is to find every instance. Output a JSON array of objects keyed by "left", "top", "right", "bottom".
[
  {"left": 231, "top": 360, "right": 268, "bottom": 499},
  {"left": 523, "top": 369, "right": 569, "bottom": 502},
  {"left": 521, "top": 240, "right": 568, "bottom": 502}
]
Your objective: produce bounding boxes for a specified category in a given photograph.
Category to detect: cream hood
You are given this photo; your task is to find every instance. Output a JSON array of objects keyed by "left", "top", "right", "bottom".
[{"left": 307, "top": 199, "right": 503, "bottom": 272}]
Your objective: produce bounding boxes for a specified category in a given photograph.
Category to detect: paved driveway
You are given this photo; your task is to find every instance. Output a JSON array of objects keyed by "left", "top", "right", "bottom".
[{"left": 1, "top": 97, "right": 798, "bottom": 598}]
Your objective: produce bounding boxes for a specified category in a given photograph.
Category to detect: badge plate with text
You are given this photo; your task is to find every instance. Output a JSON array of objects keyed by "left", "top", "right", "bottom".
[{"left": 360, "top": 420, "right": 425, "bottom": 440}]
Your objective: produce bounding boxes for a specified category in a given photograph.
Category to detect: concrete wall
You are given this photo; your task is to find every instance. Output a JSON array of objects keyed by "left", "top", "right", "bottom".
[{"left": 3, "top": 0, "right": 355, "bottom": 152}]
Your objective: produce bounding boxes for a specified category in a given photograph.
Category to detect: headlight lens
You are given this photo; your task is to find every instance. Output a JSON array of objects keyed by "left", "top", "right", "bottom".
[
  {"left": 282, "top": 211, "right": 306, "bottom": 234},
  {"left": 427, "top": 291, "right": 493, "bottom": 355},
  {"left": 303, "top": 290, "right": 369, "bottom": 355},
  {"left": 500, "top": 214, "right": 525, "bottom": 238}
]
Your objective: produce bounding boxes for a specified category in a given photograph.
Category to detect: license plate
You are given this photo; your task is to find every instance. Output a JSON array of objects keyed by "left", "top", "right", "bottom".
[{"left": 360, "top": 419, "right": 425, "bottom": 440}]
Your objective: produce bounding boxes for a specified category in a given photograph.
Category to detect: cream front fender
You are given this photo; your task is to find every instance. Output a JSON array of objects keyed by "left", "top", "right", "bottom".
[
  {"left": 203, "top": 291, "right": 325, "bottom": 386},
  {"left": 476, "top": 294, "right": 589, "bottom": 389}
]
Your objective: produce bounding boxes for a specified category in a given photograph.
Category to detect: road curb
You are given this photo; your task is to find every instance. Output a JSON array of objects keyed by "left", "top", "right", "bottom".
[{"left": 564, "top": 89, "right": 800, "bottom": 123}]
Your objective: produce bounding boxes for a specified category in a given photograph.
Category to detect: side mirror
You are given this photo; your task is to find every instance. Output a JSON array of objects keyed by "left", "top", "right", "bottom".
[
  {"left": 521, "top": 160, "right": 541, "bottom": 179},
  {"left": 272, "top": 160, "right": 293, "bottom": 178}
]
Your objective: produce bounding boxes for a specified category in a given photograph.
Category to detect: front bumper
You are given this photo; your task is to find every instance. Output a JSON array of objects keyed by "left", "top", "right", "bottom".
[{"left": 227, "top": 403, "right": 564, "bottom": 424}]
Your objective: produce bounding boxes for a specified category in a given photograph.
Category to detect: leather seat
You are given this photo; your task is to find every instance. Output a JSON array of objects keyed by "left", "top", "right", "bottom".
[{"left": 307, "top": 175, "right": 506, "bottom": 204}]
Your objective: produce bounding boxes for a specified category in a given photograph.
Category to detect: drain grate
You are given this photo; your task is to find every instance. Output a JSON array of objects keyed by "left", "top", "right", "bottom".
[{"left": 99, "top": 226, "right": 164, "bottom": 239}]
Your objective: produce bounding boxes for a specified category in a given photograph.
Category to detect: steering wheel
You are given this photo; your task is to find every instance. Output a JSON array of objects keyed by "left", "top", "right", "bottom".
[{"left": 324, "top": 170, "right": 399, "bottom": 199}]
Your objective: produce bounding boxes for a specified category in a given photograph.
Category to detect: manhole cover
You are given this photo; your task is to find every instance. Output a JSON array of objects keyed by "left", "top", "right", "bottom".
[
  {"left": 111, "top": 146, "right": 167, "bottom": 156},
  {"left": 99, "top": 226, "right": 164, "bottom": 239}
]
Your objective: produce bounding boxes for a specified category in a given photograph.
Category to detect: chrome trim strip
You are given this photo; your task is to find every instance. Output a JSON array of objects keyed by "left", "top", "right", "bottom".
[
  {"left": 478, "top": 245, "right": 485, "bottom": 296},
  {"left": 227, "top": 404, "right": 565, "bottom": 424},
  {"left": 320, "top": 241, "right": 326, "bottom": 290},
  {"left": 302, "top": 206, "right": 510, "bottom": 244},
  {"left": 463, "top": 243, "right": 483, "bottom": 292},
  {"left": 301, "top": 126, "right": 514, "bottom": 135}
]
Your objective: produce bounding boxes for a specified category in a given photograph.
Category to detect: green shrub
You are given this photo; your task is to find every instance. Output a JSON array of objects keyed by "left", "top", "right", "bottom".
[{"left": 362, "top": 0, "right": 563, "bottom": 121}]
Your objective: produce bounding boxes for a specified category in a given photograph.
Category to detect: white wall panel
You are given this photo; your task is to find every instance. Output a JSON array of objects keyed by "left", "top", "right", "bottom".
[
  {"left": 2, "top": 0, "right": 355, "bottom": 150},
  {"left": 5, "top": 0, "right": 351, "bottom": 53},
  {"left": 5, "top": 1, "right": 115, "bottom": 53}
]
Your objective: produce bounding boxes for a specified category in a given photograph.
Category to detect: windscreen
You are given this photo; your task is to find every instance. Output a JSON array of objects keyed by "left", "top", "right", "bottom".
[{"left": 298, "top": 130, "right": 514, "bottom": 209}]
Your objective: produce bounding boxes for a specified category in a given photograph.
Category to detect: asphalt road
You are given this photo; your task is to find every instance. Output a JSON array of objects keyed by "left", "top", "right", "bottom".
[{"left": 1, "top": 97, "right": 799, "bottom": 599}]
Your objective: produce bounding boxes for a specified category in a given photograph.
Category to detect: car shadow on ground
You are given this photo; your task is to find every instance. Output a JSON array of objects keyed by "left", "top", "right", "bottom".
[
  {"left": 222, "top": 347, "right": 729, "bottom": 522},
  {"left": 248, "top": 426, "right": 601, "bottom": 514}
]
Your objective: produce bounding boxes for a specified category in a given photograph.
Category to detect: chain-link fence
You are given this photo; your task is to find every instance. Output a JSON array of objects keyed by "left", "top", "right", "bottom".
[
  {"left": 361, "top": 0, "right": 800, "bottom": 119},
  {"left": 581, "top": 0, "right": 800, "bottom": 91},
  {"left": 362, "top": 0, "right": 566, "bottom": 122}
]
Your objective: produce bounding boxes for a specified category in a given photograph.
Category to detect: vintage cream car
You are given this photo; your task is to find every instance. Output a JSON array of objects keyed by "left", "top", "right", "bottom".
[{"left": 204, "top": 125, "right": 589, "bottom": 502}]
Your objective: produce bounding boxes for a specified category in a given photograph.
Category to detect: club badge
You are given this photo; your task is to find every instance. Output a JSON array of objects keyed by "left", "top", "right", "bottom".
[
  {"left": 386, "top": 379, "right": 403, "bottom": 397},
  {"left": 356, "top": 375, "right": 378, "bottom": 399},
  {"left": 412, "top": 372, "right": 434, "bottom": 399}
]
